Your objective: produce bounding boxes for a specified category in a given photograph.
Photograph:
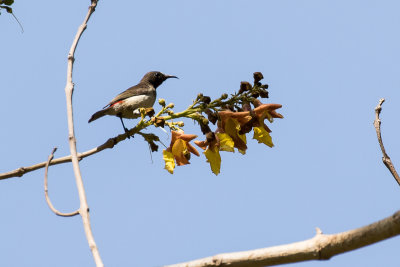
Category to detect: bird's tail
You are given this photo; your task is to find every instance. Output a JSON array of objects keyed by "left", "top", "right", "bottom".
[{"left": 88, "top": 109, "right": 108, "bottom": 123}]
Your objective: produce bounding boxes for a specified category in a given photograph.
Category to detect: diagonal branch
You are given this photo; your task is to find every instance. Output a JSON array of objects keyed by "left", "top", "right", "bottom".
[
  {"left": 0, "top": 125, "right": 139, "bottom": 181},
  {"left": 374, "top": 98, "right": 400, "bottom": 186},
  {"left": 164, "top": 210, "right": 400, "bottom": 267},
  {"left": 44, "top": 147, "right": 79, "bottom": 217},
  {"left": 0, "top": 131, "right": 129, "bottom": 180}
]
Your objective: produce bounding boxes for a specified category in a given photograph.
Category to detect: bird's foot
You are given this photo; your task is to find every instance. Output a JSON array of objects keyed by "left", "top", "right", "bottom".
[{"left": 124, "top": 127, "right": 131, "bottom": 139}]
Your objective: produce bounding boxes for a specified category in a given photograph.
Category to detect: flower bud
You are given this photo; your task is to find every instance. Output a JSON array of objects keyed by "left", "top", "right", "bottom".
[
  {"left": 221, "top": 93, "right": 228, "bottom": 100},
  {"left": 166, "top": 103, "right": 175, "bottom": 109},
  {"left": 259, "top": 90, "right": 269, "bottom": 98},
  {"left": 158, "top": 98, "right": 166, "bottom": 106}
]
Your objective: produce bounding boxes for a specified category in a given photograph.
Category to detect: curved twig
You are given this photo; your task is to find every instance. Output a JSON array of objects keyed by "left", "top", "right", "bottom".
[
  {"left": 374, "top": 98, "right": 400, "bottom": 186},
  {"left": 44, "top": 147, "right": 79, "bottom": 217},
  {"left": 165, "top": 210, "right": 400, "bottom": 267}
]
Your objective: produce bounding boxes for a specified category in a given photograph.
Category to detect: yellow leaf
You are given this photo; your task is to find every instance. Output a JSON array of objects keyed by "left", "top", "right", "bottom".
[
  {"left": 238, "top": 149, "right": 246, "bottom": 155},
  {"left": 163, "top": 150, "right": 175, "bottom": 174},
  {"left": 224, "top": 118, "right": 247, "bottom": 151},
  {"left": 217, "top": 133, "right": 234, "bottom": 152},
  {"left": 253, "top": 126, "right": 274, "bottom": 147},
  {"left": 204, "top": 146, "right": 221, "bottom": 175},
  {"left": 238, "top": 133, "right": 247, "bottom": 154},
  {"left": 224, "top": 117, "right": 239, "bottom": 136}
]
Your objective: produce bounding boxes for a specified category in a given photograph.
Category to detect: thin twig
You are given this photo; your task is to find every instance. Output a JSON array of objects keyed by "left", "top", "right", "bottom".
[
  {"left": 374, "top": 98, "right": 400, "bottom": 186},
  {"left": 44, "top": 147, "right": 79, "bottom": 217},
  {"left": 63, "top": 1, "right": 103, "bottom": 266},
  {"left": 165, "top": 210, "right": 400, "bottom": 267}
]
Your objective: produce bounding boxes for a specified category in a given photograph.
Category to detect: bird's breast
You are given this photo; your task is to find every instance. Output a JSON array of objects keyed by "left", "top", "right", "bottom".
[{"left": 109, "top": 94, "right": 156, "bottom": 119}]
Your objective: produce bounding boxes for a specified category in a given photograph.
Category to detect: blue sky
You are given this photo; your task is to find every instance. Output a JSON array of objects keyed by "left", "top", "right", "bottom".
[{"left": 1, "top": 1, "right": 400, "bottom": 266}]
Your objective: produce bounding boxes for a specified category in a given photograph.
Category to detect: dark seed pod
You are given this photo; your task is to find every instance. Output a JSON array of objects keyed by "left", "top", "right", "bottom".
[
  {"left": 205, "top": 109, "right": 218, "bottom": 124},
  {"left": 259, "top": 90, "right": 269, "bottom": 98},
  {"left": 253, "top": 72, "right": 264, "bottom": 84},
  {"left": 205, "top": 132, "right": 216, "bottom": 143},
  {"left": 199, "top": 120, "right": 212, "bottom": 134},
  {"left": 202, "top": 96, "right": 211, "bottom": 104},
  {"left": 239, "top": 81, "right": 252, "bottom": 94},
  {"left": 261, "top": 84, "right": 269, "bottom": 89},
  {"left": 145, "top": 107, "right": 155, "bottom": 117},
  {"left": 154, "top": 117, "right": 165, "bottom": 127}
]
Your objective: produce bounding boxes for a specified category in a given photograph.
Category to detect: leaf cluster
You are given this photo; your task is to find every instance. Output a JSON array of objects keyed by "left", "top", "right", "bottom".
[{"left": 128, "top": 72, "right": 283, "bottom": 175}]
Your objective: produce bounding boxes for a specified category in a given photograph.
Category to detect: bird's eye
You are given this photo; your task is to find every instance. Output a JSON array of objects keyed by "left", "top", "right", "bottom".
[{"left": 155, "top": 72, "right": 160, "bottom": 77}]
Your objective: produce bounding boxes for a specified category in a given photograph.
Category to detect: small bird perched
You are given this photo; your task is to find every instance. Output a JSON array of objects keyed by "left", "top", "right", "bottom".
[{"left": 88, "top": 71, "right": 178, "bottom": 136}]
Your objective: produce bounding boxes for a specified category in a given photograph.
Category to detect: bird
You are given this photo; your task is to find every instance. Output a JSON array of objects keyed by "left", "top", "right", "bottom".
[{"left": 88, "top": 71, "right": 178, "bottom": 137}]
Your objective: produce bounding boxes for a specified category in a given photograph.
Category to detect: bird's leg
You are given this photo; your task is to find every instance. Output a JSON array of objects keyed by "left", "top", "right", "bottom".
[{"left": 119, "top": 116, "right": 131, "bottom": 139}]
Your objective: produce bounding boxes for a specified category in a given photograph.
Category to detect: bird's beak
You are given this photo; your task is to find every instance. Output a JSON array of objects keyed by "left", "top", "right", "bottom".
[{"left": 165, "top": 75, "right": 178, "bottom": 79}]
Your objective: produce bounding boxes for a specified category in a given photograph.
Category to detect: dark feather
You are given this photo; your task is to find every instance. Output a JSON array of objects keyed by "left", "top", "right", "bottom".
[{"left": 103, "top": 83, "right": 154, "bottom": 108}]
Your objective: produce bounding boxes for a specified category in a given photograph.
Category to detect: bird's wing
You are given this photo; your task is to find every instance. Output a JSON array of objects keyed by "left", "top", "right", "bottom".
[{"left": 103, "top": 83, "right": 151, "bottom": 108}]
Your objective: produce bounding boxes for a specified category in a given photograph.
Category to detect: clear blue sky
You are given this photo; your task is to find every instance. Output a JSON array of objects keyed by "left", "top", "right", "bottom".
[{"left": 1, "top": 1, "right": 400, "bottom": 266}]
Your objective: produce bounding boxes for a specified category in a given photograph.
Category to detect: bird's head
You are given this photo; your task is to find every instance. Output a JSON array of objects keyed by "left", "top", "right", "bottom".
[{"left": 141, "top": 71, "right": 178, "bottom": 88}]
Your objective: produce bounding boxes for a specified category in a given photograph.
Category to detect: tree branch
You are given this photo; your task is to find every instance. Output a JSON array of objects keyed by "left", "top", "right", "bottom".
[
  {"left": 44, "top": 147, "right": 79, "bottom": 217},
  {"left": 63, "top": 1, "right": 103, "bottom": 266},
  {"left": 373, "top": 98, "right": 400, "bottom": 186},
  {"left": 165, "top": 210, "right": 400, "bottom": 267},
  {"left": 0, "top": 125, "right": 139, "bottom": 180}
]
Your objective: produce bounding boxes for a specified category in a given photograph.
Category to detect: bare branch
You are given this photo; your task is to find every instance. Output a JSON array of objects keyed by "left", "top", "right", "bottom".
[
  {"left": 63, "top": 0, "right": 103, "bottom": 266},
  {"left": 0, "top": 129, "right": 134, "bottom": 180},
  {"left": 44, "top": 147, "right": 79, "bottom": 217},
  {"left": 165, "top": 210, "right": 400, "bottom": 267},
  {"left": 374, "top": 98, "right": 400, "bottom": 186}
]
